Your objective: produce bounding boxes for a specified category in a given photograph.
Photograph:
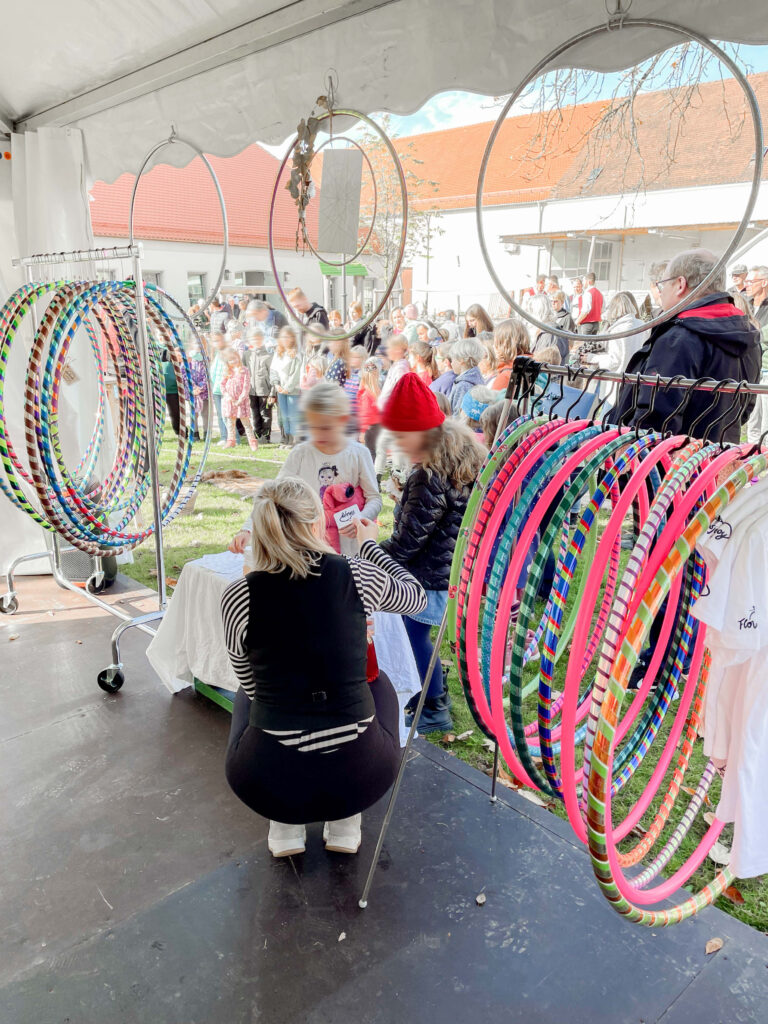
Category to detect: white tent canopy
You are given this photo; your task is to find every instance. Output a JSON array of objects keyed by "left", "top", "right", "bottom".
[{"left": 2, "top": 0, "right": 767, "bottom": 184}]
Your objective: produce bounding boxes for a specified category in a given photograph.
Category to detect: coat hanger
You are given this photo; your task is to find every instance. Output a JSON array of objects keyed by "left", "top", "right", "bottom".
[{"left": 632, "top": 372, "right": 662, "bottom": 438}]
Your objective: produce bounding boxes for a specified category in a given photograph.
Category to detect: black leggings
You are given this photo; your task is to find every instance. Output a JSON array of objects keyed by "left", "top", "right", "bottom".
[{"left": 225, "top": 673, "right": 401, "bottom": 824}]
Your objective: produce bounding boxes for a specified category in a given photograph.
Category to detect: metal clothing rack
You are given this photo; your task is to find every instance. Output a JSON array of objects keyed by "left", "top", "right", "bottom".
[
  {"left": 358, "top": 359, "right": 768, "bottom": 910},
  {"left": 522, "top": 362, "right": 768, "bottom": 397},
  {"left": 6, "top": 243, "right": 166, "bottom": 684}
]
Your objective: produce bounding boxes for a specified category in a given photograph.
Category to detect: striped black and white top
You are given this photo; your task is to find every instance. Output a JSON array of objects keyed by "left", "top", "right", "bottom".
[{"left": 221, "top": 539, "right": 426, "bottom": 753}]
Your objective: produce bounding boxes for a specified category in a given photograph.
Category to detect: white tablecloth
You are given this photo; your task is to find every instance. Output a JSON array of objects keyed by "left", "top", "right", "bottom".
[{"left": 146, "top": 551, "right": 422, "bottom": 745}]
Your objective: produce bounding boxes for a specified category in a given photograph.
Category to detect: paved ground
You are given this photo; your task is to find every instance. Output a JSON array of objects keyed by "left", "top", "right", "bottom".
[{"left": 2, "top": 574, "right": 767, "bottom": 1024}]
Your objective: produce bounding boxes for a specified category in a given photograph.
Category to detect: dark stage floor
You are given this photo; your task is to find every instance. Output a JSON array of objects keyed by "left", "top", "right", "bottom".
[{"left": 2, "top": 575, "right": 767, "bottom": 1024}]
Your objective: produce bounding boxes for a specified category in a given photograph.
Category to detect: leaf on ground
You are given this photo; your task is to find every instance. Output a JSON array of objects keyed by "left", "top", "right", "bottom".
[
  {"left": 705, "top": 937, "right": 724, "bottom": 955},
  {"left": 455, "top": 730, "right": 474, "bottom": 742},
  {"left": 8, "top": 633, "right": 19, "bottom": 641},
  {"left": 708, "top": 841, "right": 732, "bottom": 865},
  {"left": 475, "top": 892, "right": 487, "bottom": 906},
  {"left": 497, "top": 765, "right": 522, "bottom": 789},
  {"left": 724, "top": 886, "right": 745, "bottom": 905},
  {"left": 75, "top": 640, "right": 83, "bottom": 645},
  {"left": 703, "top": 811, "right": 717, "bottom": 826},
  {"left": 627, "top": 824, "right": 647, "bottom": 840},
  {"left": 165, "top": 578, "right": 178, "bottom": 588},
  {"left": 481, "top": 738, "right": 497, "bottom": 751},
  {"left": 441, "top": 733, "right": 456, "bottom": 744},
  {"left": 518, "top": 790, "right": 547, "bottom": 808},
  {"left": 681, "top": 786, "right": 697, "bottom": 797},
  {"left": 338, "top": 932, "right": 346, "bottom": 942}
]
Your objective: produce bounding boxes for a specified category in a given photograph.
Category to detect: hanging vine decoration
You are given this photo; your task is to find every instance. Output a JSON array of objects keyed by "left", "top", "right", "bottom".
[{"left": 285, "top": 93, "right": 331, "bottom": 251}]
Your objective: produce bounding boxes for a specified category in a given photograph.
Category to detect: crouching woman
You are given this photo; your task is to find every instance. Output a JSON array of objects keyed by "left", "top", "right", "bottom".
[{"left": 221, "top": 476, "right": 426, "bottom": 857}]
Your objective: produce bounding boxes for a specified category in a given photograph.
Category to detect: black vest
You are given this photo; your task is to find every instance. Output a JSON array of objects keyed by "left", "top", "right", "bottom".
[{"left": 245, "top": 554, "right": 374, "bottom": 730}]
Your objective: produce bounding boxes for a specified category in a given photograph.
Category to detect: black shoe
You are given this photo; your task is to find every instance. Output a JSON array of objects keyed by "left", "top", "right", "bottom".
[{"left": 405, "top": 688, "right": 453, "bottom": 734}]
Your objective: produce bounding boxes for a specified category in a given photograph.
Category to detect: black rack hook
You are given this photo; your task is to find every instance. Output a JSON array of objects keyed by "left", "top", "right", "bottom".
[
  {"left": 659, "top": 375, "right": 707, "bottom": 437},
  {"left": 616, "top": 370, "right": 642, "bottom": 429},
  {"left": 633, "top": 372, "right": 662, "bottom": 438},
  {"left": 602, "top": 370, "right": 626, "bottom": 431},
  {"left": 570, "top": 365, "right": 602, "bottom": 423},
  {"left": 548, "top": 365, "right": 566, "bottom": 421},
  {"left": 697, "top": 379, "right": 739, "bottom": 447}
]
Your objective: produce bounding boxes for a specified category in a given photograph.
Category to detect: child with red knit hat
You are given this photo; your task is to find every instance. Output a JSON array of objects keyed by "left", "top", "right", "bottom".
[{"left": 380, "top": 374, "right": 485, "bottom": 733}]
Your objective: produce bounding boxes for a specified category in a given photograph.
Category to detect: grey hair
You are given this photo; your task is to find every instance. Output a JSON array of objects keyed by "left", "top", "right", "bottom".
[
  {"left": 648, "top": 259, "right": 670, "bottom": 283},
  {"left": 247, "top": 299, "right": 269, "bottom": 312},
  {"left": 603, "top": 291, "right": 640, "bottom": 325},
  {"left": 527, "top": 292, "right": 556, "bottom": 326},
  {"left": 750, "top": 265, "right": 768, "bottom": 278},
  {"left": 665, "top": 249, "right": 724, "bottom": 295},
  {"left": 450, "top": 338, "right": 485, "bottom": 368},
  {"left": 300, "top": 378, "right": 350, "bottom": 418}
]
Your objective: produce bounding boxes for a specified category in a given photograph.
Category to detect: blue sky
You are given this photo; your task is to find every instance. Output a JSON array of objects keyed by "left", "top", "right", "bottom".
[
  {"left": 379, "top": 42, "right": 768, "bottom": 138},
  {"left": 264, "top": 42, "right": 768, "bottom": 156}
]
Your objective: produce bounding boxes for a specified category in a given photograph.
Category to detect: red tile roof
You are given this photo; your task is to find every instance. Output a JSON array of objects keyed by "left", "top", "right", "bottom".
[
  {"left": 90, "top": 144, "right": 315, "bottom": 250},
  {"left": 90, "top": 72, "right": 768, "bottom": 248},
  {"left": 400, "top": 71, "right": 768, "bottom": 211}
]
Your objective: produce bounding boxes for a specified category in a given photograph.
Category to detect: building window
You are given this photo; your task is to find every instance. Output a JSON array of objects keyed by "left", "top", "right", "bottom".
[
  {"left": 188, "top": 273, "right": 206, "bottom": 305},
  {"left": 145, "top": 271, "right": 163, "bottom": 288},
  {"left": 96, "top": 267, "right": 116, "bottom": 282},
  {"left": 551, "top": 239, "right": 614, "bottom": 287}
]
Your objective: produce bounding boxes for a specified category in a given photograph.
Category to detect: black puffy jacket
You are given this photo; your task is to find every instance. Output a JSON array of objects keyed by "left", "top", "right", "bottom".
[
  {"left": 381, "top": 466, "right": 470, "bottom": 591},
  {"left": 609, "top": 292, "right": 761, "bottom": 443}
]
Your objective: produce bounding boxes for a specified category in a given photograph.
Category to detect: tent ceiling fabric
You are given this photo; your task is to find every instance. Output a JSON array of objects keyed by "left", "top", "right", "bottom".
[{"left": 1, "top": 0, "right": 766, "bottom": 183}]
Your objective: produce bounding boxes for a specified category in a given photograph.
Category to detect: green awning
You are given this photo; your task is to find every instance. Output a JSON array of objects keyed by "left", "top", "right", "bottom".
[{"left": 319, "top": 261, "right": 368, "bottom": 277}]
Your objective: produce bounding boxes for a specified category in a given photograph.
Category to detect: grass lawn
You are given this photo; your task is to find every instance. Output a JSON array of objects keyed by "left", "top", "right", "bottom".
[{"left": 123, "top": 430, "right": 767, "bottom": 934}]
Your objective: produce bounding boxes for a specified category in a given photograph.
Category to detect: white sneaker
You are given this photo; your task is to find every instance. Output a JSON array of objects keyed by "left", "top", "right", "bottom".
[
  {"left": 267, "top": 821, "right": 306, "bottom": 857},
  {"left": 323, "top": 814, "right": 362, "bottom": 853}
]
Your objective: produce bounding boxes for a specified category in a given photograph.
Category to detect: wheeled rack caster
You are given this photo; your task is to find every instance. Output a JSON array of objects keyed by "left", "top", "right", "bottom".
[{"left": 97, "top": 665, "right": 125, "bottom": 693}]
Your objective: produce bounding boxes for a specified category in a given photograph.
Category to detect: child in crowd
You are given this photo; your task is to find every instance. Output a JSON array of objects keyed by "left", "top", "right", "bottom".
[
  {"left": 221, "top": 349, "right": 258, "bottom": 450},
  {"left": 328, "top": 309, "right": 343, "bottom": 329},
  {"left": 270, "top": 327, "right": 302, "bottom": 445},
  {"left": 230, "top": 380, "right": 382, "bottom": 558},
  {"left": 226, "top": 320, "right": 246, "bottom": 355},
  {"left": 492, "top": 318, "right": 530, "bottom": 392},
  {"left": 433, "top": 391, "right": 452, "bottom": 418},
  {"left": 208, "top": 332, "right": 230, "bottom": 444},
  {"left": 409, "top": 340, "right": 437, "bottom": 385},
  {"left": 375, "top": 333, "right": 412, "bottom": 480},
  {"left": 325, "top": 332, "right": 350, "bottom": 387},
  {"left": 357, "top": 358, "right": 383, "bottom": 461},
  {"left": 344, "top": 344, "right": 366, "bottom": 433},
  {"left": 478, "top": 342, "right": 497, "bottom": 385},
  {"left": 301, "top": 337, "right": 327, "bottom": 391},
  {"left": 244, "top": 327, "right": 273, "bottom": 443},
  {"left": 461, "top": 386, "right": 500, "bottom": 440},
  {"left": 448, "top": 338, "right": 486, "bottom": 415},
  {"left": 480, "top": 397, "right": 515, "bottom": 448},
  {"left": 188, "top": 340, "right": 209, "bottom": 442},
  {"left": 430, "top": 343, "right": 456, "bottom": 396},
  {"left": 381, "top": 374, "right": 486, "bottom": 733}
]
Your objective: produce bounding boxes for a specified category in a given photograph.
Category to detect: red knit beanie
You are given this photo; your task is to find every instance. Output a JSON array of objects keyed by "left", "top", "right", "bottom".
[{"left": 382, "top": 372, "right": 445, "bottom": 431}]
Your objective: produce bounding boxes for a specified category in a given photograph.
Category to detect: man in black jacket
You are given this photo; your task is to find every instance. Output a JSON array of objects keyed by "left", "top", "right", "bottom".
[
  {"left": 610, "top": 249, "right": 761, "bottom": 442},
  {"left": 287, "top": 287, "right": 330, "bottom": 332}
]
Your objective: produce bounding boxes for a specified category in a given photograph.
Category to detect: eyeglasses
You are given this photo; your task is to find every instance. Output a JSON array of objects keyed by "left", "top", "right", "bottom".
[{"left": 653, "top": 276, "right": 680, "bottom": 290}]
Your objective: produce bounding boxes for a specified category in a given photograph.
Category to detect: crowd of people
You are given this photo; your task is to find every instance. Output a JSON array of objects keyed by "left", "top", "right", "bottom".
[{"left": 179, "top": 250, "right": 768, "bottom": 859}]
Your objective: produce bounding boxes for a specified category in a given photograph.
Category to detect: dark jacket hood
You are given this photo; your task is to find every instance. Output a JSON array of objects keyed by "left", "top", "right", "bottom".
[{"left": 664, "top": 291, "right": 757, "bottom": 356}]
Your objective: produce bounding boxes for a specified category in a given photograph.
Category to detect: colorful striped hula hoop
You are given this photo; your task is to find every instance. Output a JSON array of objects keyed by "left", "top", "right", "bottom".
[
  {"left": 449, "top": 412, "right": 759, "bottom": 926},
  {"left": 0, "top": 279, "right": 211, "bottom": 555},
  {"left": 586, "top": 451, "right": 764, "bottom": 926}
]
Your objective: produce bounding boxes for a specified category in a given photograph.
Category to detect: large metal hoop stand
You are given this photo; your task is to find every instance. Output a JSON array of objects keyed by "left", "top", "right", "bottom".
[
  {"left": 475, "top": 18, "right": 764, "bottom": 344},
  {"left": 95, "top": 134, "right": 225, "bottom": 690},
  {"left": 129, "top": 129, "right": 229, "bottom": 320},
  {"left": 268, "top": 109, "right": 407, "bottom": 342}
]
